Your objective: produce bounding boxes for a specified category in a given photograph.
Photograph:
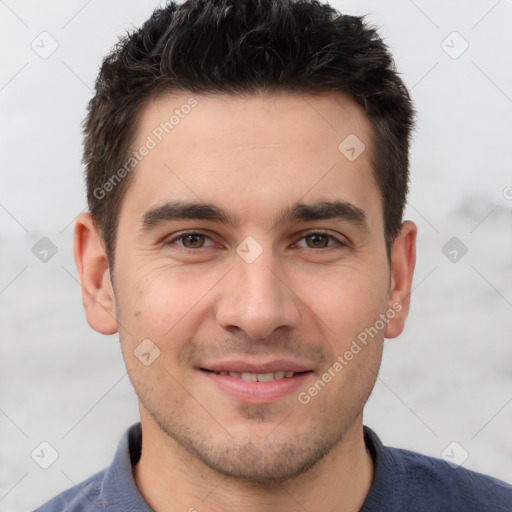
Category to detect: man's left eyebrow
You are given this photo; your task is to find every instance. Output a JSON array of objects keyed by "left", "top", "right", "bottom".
[{"left": 273, "top": 200, "right": 370, "bottom": 232}]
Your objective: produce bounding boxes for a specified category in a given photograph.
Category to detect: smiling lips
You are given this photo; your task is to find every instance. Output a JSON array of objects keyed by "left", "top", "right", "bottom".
[
  {"left": 200, "top": 360, "right": 313, "bottom": 403},
  {"left": 209, "top": 370, "right": 298, "bottom": 381}
]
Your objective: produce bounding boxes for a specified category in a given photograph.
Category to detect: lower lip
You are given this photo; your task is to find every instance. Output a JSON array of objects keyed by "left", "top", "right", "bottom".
[{"left": 201, "top": 370, "right": 312, "bottom": 404}]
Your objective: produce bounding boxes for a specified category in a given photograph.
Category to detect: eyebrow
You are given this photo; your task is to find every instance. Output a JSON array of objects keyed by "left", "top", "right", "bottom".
[{"left": 139, "top": 199, "right": 369, "bottom": 233}]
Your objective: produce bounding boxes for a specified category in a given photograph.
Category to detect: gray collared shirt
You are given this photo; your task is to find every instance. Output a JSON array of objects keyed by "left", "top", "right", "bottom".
[{"left": 34, "top": 422, "right": 512, "bottom": 511}]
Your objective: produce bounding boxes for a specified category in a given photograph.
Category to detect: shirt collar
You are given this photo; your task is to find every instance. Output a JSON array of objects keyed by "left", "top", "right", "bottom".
[
  {"left": 360, "top": 425, "right": 400, "bottom": 510},
  {"left": 98, "top": 423, "right": 153, "bottom": 511},
  {"left": 98, "top": 422, "right": 388, "bottom": 511}
]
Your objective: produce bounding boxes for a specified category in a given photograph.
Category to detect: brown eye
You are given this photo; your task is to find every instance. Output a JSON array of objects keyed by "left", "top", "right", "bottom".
[
  {"left": 180, "top": 233, "right": 206, "bottom": 248},
  {"left": 166, "top": 232, "right": 215, "bottom": 249},
  {"left": 295, "top": 232, "right": 345, "bottom": 250},
  {"left": 305, "top": 233, "right": 330, "bottom": 248}
]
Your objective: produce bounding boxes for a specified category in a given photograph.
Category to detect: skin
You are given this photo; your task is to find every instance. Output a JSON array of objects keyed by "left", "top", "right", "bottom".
[{"left": 74, "top": 91, "right": 416, "bottom": 512}]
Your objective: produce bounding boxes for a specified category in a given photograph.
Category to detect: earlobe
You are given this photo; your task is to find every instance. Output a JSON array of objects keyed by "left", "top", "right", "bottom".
[
  {"left": 74, "top": 213, "right": 118, "bottom": 335},
  {"left": 385, "top": 221, "right": 417, "bottom": 339}
]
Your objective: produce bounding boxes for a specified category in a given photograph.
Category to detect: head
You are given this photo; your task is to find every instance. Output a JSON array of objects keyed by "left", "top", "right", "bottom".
[
  {"left": 75, "top": 0, "right": 416, "bottom": 483},
  {"left": 84, "top": 0, "right": 414, "bottom": 266}
]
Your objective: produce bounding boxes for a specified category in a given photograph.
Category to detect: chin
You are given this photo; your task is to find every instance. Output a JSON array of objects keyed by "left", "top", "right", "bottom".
[{"left": 182, "top": 432, "right": 340, "bottom": 485}]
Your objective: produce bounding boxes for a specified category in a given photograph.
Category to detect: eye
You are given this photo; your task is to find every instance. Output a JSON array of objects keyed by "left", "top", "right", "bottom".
[
  {"left": 295, "top": 232, "right": 345, "bottom": 249},
  {"left": 165, "top": 230, "right": 346, "bottom": 251},
  {"left": 167, "top": 231, "right": 215, "bottom": 249}
]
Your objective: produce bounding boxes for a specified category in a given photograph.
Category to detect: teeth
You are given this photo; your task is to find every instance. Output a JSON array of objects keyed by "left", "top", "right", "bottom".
[
  {"left": 257, "top": 372, "right": 274, "bottom": 382},
  {"left": 219, "top": 371, "right": 297, "bottom": 380}
]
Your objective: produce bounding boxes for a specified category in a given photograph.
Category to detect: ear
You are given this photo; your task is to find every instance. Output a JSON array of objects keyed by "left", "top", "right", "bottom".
[
  {"left": 385, "top": 221, "right": 417, "bottom": 339},
  {"left": 74, "top": 213, "right": 118, "bottom": 335}
]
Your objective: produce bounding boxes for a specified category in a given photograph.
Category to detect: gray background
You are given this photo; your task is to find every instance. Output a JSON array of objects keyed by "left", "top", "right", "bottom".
[{"left": 1, "top": 1, "right": 511, "bottom": 510}]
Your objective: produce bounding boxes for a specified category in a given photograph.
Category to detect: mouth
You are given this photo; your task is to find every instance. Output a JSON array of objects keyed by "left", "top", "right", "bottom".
[
  {"left": 199, "top": 362, "right": 313, "bottom": 403},
  {"left": 201, "top": 369, "right": 309, "bottom": 381}
]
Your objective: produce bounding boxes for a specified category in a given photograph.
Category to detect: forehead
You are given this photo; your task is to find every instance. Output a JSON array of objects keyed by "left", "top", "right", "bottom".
[
  {"left": 139, "top": 90, "right": 369, "bottom": 154},
  {"left": 120, "top": 90, "right": 381, "bottom": 231}
]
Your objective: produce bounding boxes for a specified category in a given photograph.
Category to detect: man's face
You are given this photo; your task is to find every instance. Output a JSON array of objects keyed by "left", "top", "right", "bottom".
[{"left": 99, "top": 91, "right": 405, "bottom": 481}]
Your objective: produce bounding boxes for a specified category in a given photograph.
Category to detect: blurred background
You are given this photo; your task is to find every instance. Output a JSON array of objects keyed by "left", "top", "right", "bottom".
[{"left": 1, "top": 1, "right": 511, "bottom": 510}]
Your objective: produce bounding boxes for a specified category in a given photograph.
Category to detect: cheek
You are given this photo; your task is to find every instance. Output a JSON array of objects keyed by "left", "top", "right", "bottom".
[
  {"left": 114, "top": 263, "right": 222, "bottom": 348},
  {"left": 297, "top": 262, "right": 389, "bottom": 338}
]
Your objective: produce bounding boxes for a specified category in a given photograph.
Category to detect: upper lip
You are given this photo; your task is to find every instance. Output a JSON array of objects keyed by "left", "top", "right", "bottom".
[{"left": 199, "top": 359, "right": 312, "bottom": 374}]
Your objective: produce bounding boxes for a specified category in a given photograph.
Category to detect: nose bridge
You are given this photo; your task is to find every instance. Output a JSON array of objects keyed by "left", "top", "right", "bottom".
[{"left": 215, "top": 241, "right": 300, "bottom": 340}]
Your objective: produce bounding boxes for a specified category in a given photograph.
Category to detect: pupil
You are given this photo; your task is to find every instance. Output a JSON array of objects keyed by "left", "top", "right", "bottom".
[
  {"left": 309, "top": 234, "right": 327, "bottom": 248},
  {"left": 185, "top": 234, "right": 203, "bottom": 248}
]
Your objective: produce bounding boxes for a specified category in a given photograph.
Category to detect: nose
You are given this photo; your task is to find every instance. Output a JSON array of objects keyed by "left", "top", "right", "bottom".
[{"left": 215, "top": 247, "right": 301, "bottom": 341}]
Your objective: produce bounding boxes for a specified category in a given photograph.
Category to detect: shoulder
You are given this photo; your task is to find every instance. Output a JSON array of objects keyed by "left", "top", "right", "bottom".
[
  {"left": 32, "top": 468, "right": 106, "bottom": 512},
  {"left": 388, "top": 444, "right": 512, "bottom": 511},
  {"left": 363, "top": 427, "right": 512, "bottom": 512},
  {"left": 32, "top": 423, "right": 147, "bottom": 512}
]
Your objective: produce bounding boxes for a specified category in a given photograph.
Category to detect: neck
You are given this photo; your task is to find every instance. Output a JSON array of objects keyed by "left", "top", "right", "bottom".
[{"left": 133, "top": 412, "right": 375, "bottom": 512}]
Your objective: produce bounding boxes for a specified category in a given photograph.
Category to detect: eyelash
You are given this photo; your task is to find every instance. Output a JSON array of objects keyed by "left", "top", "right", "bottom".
[{"left": 165, "top": 230, "right": 347, "bottom": 251}]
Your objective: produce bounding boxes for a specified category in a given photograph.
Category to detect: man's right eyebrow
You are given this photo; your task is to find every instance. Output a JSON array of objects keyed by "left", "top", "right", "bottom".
[{"left": 139, "top": 201, "right": 241, "bottom": 233}]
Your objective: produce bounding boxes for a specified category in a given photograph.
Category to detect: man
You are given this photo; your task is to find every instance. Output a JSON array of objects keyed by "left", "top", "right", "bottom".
[{"left": 34, "top": 0, "right": 512, "bottom": 510}]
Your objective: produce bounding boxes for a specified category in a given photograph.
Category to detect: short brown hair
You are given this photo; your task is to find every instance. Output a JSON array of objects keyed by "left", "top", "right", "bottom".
[{"left": 83, "top": 0, "right": 414, "bottom": 267}]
